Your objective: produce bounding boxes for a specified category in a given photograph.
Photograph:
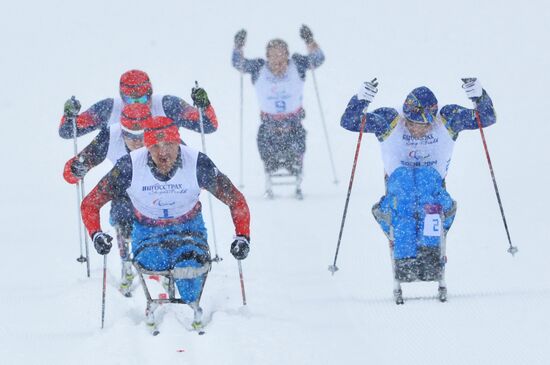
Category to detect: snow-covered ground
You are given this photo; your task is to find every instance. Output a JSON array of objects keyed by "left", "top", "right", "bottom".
[{"left": 2, "top": 0, "right": 550, "bottom": 364}]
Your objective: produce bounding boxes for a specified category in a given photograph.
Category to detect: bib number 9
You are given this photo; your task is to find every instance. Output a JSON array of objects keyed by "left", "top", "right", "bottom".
[{"left": 275, "top": 100, "right": 286, "bottom": 113}]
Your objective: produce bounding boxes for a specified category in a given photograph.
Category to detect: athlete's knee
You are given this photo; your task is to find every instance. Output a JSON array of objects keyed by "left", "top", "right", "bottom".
[
  {"left": 134, "top": 246, "right": 171, "bottom": 272},
  {"left": 172, "top": 247, "right": 211, "bottom": 279}
]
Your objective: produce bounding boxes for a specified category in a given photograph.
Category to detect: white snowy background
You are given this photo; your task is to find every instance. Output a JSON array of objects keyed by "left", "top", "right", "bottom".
[{"left": 1, "top": 0, "right": 549, "bottom": 364}]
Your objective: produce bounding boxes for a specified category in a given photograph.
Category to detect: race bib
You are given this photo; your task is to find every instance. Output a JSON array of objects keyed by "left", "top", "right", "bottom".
[{"left": 423, "top": 213, "right": 442, "bottom": 237}]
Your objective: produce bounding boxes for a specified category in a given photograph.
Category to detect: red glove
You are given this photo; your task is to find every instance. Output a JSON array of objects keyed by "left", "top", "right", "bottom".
[{"left": 63, "top": 157, "right": 80, "bottom": 184}]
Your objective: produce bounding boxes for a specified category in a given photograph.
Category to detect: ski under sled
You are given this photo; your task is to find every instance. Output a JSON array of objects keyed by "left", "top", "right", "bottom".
[
  {"left": 386, "top": 212, "right": 448, "bottom": 305},
  {"left": 264, "top": 169, "right": 303, "bottom": 200},
  {"left": 390, "top": 244, "right": 448, "bottom": 305},
  {"left": 134, "top": 261, "right": 208, "bottom": 336}
]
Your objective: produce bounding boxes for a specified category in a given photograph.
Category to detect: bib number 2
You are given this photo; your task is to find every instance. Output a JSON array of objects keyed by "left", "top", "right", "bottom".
[{"left": 423, "top": 214, "right": 442, "bottom": 237}]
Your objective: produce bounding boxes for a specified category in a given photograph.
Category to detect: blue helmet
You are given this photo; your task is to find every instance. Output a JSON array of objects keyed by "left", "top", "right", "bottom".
[{"left": 402, "top": 87, "right": 438, "bottom": 124}]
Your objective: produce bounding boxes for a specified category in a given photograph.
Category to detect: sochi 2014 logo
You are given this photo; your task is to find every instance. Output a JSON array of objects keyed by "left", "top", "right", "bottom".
[
  {"left": 152, "top": 199, "right": 176, "bottom": 207},
  {"left": 408, "top": 150, "right": 430, "bottom": 161}
]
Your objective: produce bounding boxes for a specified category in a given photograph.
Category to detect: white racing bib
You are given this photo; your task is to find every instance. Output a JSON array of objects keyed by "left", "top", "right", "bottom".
[
  {"left": 105, "top": 124, "right": 127, "bottom": 164},
  {"left": 149, "top": 94, "right": 167, "bottom": 118},
  {"left": 126, "top": 145, "right": 201, "bottom": 220},
  {"left": 380, "top": 117, "right": 455, "bottom": 178},
  {"left": 254, "top": 60, "right": 305, "bottom": 115},
  {"left": 108, "top": 98, "right": 123, "bottom": 126}
]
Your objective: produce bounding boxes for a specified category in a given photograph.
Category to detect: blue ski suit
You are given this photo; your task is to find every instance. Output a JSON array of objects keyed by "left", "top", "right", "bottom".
[{"left": 340, "top": 86, "right": 496, "bottom": 260}]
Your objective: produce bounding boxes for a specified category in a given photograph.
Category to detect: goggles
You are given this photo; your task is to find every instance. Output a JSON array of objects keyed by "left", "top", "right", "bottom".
[
  {"left": 404, "top": 103, "right": 438, "bottom": 124},
  {"left": 122, "top": 94, "right": 151, "bottom": 105}
]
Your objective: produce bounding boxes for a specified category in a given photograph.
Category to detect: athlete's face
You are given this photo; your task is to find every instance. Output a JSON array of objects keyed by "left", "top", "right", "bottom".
[
  {"left": 123, "top": 135, "right": 144, "bottom": 151},
  {"left": 267, "top": 46, "right": 289, "bottom": 76},
  {"left": 405, "top": 120, "right": 433, "bottom": 139},
  {"left": 148, "top": 142, "right": 179, "bottom": 174}
]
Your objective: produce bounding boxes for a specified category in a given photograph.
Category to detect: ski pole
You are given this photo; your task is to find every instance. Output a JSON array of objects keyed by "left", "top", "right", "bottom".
[
  {"left": 329, "top": 79, "right": 377, "bottom": 274},
  {"left": 462, "top": 79, "right": 518, "bottom": 256},
  {"left": 101, "top": 255, "right": 107, "bottom": 329},
  {"left": 80, "top": 179, "right": 91, "bottom": 277},
  {"left": 237, "top": 260, "right": 247, "bottom": 306},
  {"left": 70, "top": 96, "right": 90, "bottom": 277},
  {"left": 311, "top": 69, "right": 338, "bottom": 184},
  {"left": 239, "top": 72, "right": 245, "bottom": 188},
  {"left": 194, "top": 81, "right": 221, "bottom": 262}
]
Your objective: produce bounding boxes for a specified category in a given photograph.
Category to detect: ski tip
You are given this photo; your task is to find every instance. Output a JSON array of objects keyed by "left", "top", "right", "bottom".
[
  {"left": 147, "top": 322, "right": 159, "bottom": 336},
  {"left": 191, "top": 321, "right": 206, "bottom": 334}
]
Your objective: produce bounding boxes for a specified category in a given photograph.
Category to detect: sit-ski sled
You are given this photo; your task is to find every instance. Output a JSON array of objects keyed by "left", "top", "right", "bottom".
[
  {"left": 264, "top": 168, "right": 303, "bottom": 200},
  {"left": 131, "top": 235, "right": 211, "bottom": 336},
  {"left": 378, "top": 205, "right": 449, "bottom": 305},
  {"left": 133, "top": 262, "right": 208, "bottom": 336}
]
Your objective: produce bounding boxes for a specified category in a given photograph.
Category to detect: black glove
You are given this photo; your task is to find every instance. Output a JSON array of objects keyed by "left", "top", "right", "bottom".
[
  {"left": 70, "top": 158, "right": 88, "bottom": 179},
  {"left": 64, "top": 97, "right": 81, "bottom": 118},
  {"left": 191, "top": 87, "right": 210, "bottom": 108},
  {"left": 93, "top": 232, "right": 113, "bottom": 255},
  {"left": 230, "top": 236, "right": 250, "bottom": 260},
  {"left": 299, "top": 25, "right": 314, "bottom": 44},
  {"left": 234, "top": 29, "right": 247, "bottom": 48}
]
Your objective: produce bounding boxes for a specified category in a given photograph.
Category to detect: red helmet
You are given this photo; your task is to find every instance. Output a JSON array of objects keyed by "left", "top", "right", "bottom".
[
  {"left": 121, "top": 104, "right": 151, "bottom": 133},
  {"left": 144, "top": 116, "right": 181, "bottom": 147},
  {"left": 119, "top": 70, "right": 152, "bottom": 99}
]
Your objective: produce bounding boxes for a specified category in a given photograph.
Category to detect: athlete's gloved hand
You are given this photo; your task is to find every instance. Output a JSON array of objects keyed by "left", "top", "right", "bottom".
[
  {"left": 191, "top": 87, "right": 210, "bottom": 108},
  {"left": 462, "top": 78, "right": 483, "bottom": 99},
  {"left": 300, "top": 24, "right": 314, "bottom": 44},
  {"left": 357, "top": 79, "right": 378, "bottom": 103},
  {"left": 63, "top": 156, "right": 87, "bottom": 184},
  {"left": 63, "top": 97, "right": 81, "bottom": 118},
  {"left": 230, "top": 236, "right": 250, "bottom": 260},
  {"left": 93, "top": 232, "right": 113, "bottom": 255},
  {"left": 234, "top": 29, "right": 247, "bottom": 49}
]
